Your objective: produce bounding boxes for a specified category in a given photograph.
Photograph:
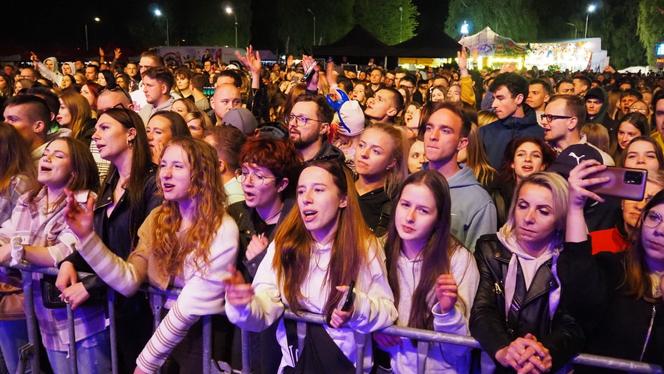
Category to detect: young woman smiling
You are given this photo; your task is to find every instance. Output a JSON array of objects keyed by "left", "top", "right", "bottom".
[
  {"left": 354, "top": 123, "right": 408, "bottom": 236},
  {"left": 0, "top": 137, "right": 106, "bottom": 373},
  {"left": 63, "top": 137, "right": 239, "bottom": 373},
  {"left": 225, "top": 160, "right": 397, "bottom": 373},
  {"left": 374, "top": 170, "right": 479, "bottom": 373}
]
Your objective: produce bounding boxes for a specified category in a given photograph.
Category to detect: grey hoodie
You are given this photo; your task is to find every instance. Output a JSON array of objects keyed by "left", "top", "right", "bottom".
[{"left": 447, "top": 165, "right": 497, "bottom": 252}]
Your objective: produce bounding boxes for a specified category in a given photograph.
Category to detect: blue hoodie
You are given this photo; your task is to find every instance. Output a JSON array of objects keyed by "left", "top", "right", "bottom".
[
  {"left": 447, "top": 166, "right": 497, "bottom": 252},
  {"left": 479, "top": 109, "right": 543, "bottom": 169}
]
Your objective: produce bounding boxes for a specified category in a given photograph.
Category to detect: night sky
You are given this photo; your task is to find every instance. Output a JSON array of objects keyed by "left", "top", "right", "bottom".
[{"left": 1, "top": 0, "right": 449, "bottom": 59}]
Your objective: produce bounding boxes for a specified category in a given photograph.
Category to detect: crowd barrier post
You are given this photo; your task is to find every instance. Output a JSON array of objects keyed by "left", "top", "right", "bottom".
[
  {"left": 107, "top": 290, "right": 118, "bottom": 374},
  {"left": 416, "top": 341, "right": 429, "bottom": 373},
  {"left": 202, "top": 315, "right": 212, "bottom": 374},
  {"left": 9, "top": 264, "right": 664, "bottom": 374},
  {"left": 19, "top": 269, "right": 39, "bottom": 374},
  {"left": 353, "top": 331, "right": 366, "bottom": 374},
  {"left": 240, "top": 329, "right": 251, "bottom": 374},
  {"left": 66, "top": 303, "right": 78, "bottom": 374}
]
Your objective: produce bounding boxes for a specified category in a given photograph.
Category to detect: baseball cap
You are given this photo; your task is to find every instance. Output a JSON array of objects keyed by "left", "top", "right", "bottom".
[
  {"left": 222, "top": 108, "right": 258, "bottom": 135},
  {"left": 547, "top": 144, "right": 603, "bottom": 178}
]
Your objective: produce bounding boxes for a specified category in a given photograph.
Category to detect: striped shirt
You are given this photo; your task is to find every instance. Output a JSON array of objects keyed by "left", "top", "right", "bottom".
[
  {"left": 0, "top": 187, "right": 107, "bottom": 351},
  {"left": 74, "top": 209, "right": 239, "bottom": 373}
]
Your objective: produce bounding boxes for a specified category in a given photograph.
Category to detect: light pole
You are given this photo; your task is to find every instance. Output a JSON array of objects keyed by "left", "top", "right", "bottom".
[
  {"left": 460, "top": 20, "right": 469, "bottom": 37},
  {"left": 154, "top": 8, "right": 170, "bottom": 46},
  {"left": 584, "top": 4, "right": 596, "bottom": 39},
  {"left": 399, "top": 6, "right": 403, "bottom": 43},
  {"left": 566, "top": 22, "right": 578, "bottom": 39},
  {"left": 307, "top": 8, "right": 316, "bottom": 46},
  {"left": 225, "top": 6, "right": 238, "bottom": 48},
  {"left": 84, "top": 17, "right": 101, "bottom": 51}
]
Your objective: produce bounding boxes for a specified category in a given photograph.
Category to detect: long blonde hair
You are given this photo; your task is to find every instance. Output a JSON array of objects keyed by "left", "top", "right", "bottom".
[
  {"left": 152, "top": 137, "right": 227, "bottom": 275},
  {"left": 361, "top": 122, "right": 409, "bottom": 198}
]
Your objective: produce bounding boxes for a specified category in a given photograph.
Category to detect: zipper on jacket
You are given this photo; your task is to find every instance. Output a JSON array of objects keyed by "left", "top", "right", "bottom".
[
  {"left": 639, "top": 305, "right": 656, "bottom": 361},
  {"left": 494, "top": 282, "right": 502, "bottom": 295}
]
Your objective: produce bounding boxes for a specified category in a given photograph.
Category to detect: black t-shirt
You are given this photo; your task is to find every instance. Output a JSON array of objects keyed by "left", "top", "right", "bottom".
[{"left": 358, "top": 187, "right": 392, "bottom": 237}]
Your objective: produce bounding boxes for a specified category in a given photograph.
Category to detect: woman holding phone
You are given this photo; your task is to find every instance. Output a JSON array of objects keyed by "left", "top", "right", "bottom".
[{"left": 562, "top": 160, "right": 664, "bottom": 371}]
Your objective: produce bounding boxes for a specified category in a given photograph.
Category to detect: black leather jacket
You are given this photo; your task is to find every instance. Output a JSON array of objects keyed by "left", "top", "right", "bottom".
[
  {"left": 470, "top": 234, "right": 585, "bottom": 373},
  {"left": 559, "top": 240, "right": 664, "bottom": 372}
]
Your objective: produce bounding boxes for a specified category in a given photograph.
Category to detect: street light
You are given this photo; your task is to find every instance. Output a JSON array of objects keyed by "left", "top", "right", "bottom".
[
  {"left": 225, "top": 6, "right": 238, "bottom": 48},
  {"left": 153, "top": 7, "right": 170, "bottom": 46},
  {"left": 566, "top": 22, "right": 578, "bottom": 39},
  {"left": 584, "top": 3, "right": 597, "bottom": 39},
  {"left": 84, "top": 16, "right": 101, "bottom": 51},
  {"left": 399, "top": 6, "right": 403, "bottom": 43},
  {"left": 307, "top": 8, "right": 316, "bottom": 46},
  {"left": 460, "top": 20, "right": 470, "bottom": 36}
]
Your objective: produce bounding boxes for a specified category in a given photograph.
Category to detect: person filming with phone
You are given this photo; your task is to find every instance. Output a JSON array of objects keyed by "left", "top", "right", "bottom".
[{"left": 561, "top": 160, "right": 664, "bottom": 372}]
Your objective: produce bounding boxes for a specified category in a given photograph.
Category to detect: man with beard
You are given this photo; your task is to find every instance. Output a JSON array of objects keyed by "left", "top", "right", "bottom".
[{"left": 286, "top": 93, "right": 344, "bottom": 163}]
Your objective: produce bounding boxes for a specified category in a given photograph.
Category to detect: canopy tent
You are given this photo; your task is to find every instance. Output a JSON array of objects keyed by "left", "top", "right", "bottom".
[
  {"left": 459, "top": 27, "right": 526, "bottom": 57},
  {"left": 312, "top": 25, "right": 392, "bottom": 57},
  {"left": 390, "top": 28, "right": 460, "bottom": 58}
]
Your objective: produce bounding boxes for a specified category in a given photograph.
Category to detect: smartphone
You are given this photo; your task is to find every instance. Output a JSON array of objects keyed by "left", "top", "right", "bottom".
[
  {"left": 340, "top": 281, "right": 356, "bottom": 312},
  {"left": 74, "top": 190, "right": 90, "bottom": 204},
  {"left": 301, "top": 61, "right": 318, "bottom": 82},
  {"left": 589, "top": 167, "right": 647, "bottom": 201}
]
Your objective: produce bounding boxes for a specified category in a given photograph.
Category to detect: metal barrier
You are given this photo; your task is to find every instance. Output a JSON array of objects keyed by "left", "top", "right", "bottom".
[{"left": 5, "top": 264, "right": 663, "bottom": 374}]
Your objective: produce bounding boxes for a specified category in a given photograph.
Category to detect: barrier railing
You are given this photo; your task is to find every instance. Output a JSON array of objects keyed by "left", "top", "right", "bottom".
[{"left": 4, "top": 264, "right": 663, "bottom": 374}]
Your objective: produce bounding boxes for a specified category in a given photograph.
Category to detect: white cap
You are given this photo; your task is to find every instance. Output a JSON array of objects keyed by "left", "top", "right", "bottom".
[{"left": 337, "top": 100, "right": 365, "bottom": 137}]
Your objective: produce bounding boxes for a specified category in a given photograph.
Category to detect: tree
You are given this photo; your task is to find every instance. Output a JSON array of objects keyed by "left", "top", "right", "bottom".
[
  {"left": 354, "top": 0, "right": 419, "bottom": 45},
  {"left": 598, "top": 1, "right": 646, "bottom": 68},
  {"left": 445, "top": 0, "right": 537, "bottom": 41},
  {"left": 637, "top": 0, "right": 664, "bottom": 66}
]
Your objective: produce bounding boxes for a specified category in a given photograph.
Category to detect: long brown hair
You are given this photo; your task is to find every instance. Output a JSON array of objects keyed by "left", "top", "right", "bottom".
[
  {"left": 386, "top": 170, "right": 460, "bottom": 330},
  {"left": 272, "top": 159, "right": 375, "bottom": 320},
  {"left": 152, "top": 137, "right": 227, "bottom": 275},
  {"left": 59, "top": 91, "right": 92, "bottom": 139},
  {"left": 98, "top": 107, "right": 152, "bottom": 242},
  {"left": 624, "top": 188, "right": 664, "bottom": 300},
  {"left": 0, "top": 122, "right": 35, "bottom": 194}
]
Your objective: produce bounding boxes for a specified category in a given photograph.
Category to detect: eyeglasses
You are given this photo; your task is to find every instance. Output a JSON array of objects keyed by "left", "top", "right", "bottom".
[
  {"left": 98, "top": 102, "right": 132, "bottom": 116},
  {"left": 540, "top": 113, "right": 574, "bottom": 123},
  {"left": 235, "top": 168, "right": 277, "bottom": 185},
  {"left": 100, "top": 86, "right": 132, "bottom": 102},
  {"left": 643, "top": 211, "right": 664, "bottom": 228},
  {"left": 285, "top": 113, "right": 324, "bottom": 127}
]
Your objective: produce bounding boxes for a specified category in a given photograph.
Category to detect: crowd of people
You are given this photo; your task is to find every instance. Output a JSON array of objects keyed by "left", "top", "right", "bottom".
[{"left": 0, "top": 44, "right": 662, "bottom": 374}]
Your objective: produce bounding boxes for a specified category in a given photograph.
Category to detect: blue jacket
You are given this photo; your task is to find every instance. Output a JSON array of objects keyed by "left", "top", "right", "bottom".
[{"left": 479, "top": 110, "right": 543, "bottom": 169}]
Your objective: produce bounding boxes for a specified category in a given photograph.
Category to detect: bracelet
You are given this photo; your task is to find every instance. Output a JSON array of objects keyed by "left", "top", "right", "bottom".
[{"left": 9, "top": 237, "right": 25, "bottom": 266}]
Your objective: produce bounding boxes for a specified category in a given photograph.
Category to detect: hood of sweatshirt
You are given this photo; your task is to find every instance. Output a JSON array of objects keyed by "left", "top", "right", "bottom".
[{"left": 447, "top": 165, "right": 481, "bottom": 189}]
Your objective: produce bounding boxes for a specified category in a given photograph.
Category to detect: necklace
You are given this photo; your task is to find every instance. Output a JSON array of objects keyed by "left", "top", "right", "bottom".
[{"left": 262, "top": 202, "right": 284, "bottom": 224}]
